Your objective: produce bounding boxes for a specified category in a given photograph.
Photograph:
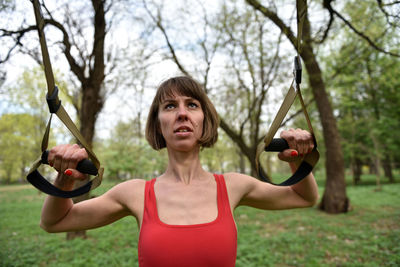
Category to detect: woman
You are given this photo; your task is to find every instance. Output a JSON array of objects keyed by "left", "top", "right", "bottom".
[{"left": 41, "top": 76, "right": 318, "bottom": 267}]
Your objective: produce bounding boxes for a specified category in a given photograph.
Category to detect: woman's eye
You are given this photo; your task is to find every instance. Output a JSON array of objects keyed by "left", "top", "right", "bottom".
[
  {"left": 165, "top": 103, "right": 175, "bottom": 110},
  {"left": 188, "top": 102, "right": 199, "bottom": 108}
]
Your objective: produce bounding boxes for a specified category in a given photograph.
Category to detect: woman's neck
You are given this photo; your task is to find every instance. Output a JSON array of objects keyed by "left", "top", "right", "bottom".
[{"left": 162, "top": 147, "right": 208, "bottom": 184}]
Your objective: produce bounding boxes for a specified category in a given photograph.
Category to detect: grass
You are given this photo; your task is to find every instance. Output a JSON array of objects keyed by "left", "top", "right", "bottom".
[{"left": 0, "top": 176, "right": 399, "bottom": 267}]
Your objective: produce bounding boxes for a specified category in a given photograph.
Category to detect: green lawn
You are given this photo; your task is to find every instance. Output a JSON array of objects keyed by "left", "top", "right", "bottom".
[{"left": 1, "top": 178, "right": 399, "bottom": 267}]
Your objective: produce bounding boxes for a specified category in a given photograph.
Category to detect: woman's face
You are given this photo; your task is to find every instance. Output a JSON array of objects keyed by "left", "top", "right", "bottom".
[{"left": 158, "top": 93, "right": 204, "bottom": 152}]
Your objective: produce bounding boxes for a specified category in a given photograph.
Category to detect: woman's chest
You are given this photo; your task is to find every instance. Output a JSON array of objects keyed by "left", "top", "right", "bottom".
[{"left": 154, "top": 183, "right": 218, "bottom": 225}]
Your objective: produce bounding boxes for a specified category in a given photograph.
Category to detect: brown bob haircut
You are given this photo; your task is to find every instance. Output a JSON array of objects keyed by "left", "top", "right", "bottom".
[{"left": 145, "top": 76, "right": 219, "bottom": 150}]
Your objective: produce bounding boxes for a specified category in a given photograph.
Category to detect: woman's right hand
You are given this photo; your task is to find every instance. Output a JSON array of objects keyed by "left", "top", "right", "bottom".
[{"left": 48, "top": 144, "right": 88, "bottom": 181}]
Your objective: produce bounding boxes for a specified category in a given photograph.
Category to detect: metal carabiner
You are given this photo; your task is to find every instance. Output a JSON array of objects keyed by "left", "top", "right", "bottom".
[{"left": 294, "top": 55, "right": 302, "bottom": 85}]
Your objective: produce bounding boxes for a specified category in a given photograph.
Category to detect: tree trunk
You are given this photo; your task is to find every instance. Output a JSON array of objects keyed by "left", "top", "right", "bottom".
[
  {"left": 66, "top": 0, "right": 106, "bottom": 240},
  {"left": 304, "top": 54, "right": 349, "bottom": 212},
  {"left": 382, "top": 153, "right": 394, "bottom": 182},
  {"left": 300, "top": 27, "right": 349, "bottom": 213},
  {"left": 352, "top": 157, "right": 362, "bottom": 185},
  {"left": 238, "top": 148, "right": 246, "bottom": 174},
  {"left": 370, "top": 133, "right": 383, "bottom": 191},
  {"left": 369, "top": 161, "right": 378, "bottom": 175}
]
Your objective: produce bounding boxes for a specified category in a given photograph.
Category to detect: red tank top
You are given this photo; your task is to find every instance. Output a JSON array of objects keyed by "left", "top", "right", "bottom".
[{"left": 138, "top": 174, "right": 237, "bottom": 267}]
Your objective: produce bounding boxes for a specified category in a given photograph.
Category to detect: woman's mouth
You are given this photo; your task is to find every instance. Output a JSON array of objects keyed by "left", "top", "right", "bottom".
[{"left": 174, "top": 126, "right": 193, "bottom": 134}]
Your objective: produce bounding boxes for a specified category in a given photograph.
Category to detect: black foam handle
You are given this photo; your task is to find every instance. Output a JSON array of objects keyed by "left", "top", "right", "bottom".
[
  {"left": 27, "top": 170, "right": 93, "bottom": 198},
  {"left": 264, "top": 138, "right": 290, "bottom": 152},
  {"left": 41, "top": 150, "right": 98, "bottom": 175}
]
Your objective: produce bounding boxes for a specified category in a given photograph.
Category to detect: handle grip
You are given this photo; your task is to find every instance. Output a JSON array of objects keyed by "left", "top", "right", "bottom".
[
  {"left": 264, "top": 138, "right": 290, "bottom": 152},
  {"left": 41, "top": 150, "right": 98, "bottom": 176}
]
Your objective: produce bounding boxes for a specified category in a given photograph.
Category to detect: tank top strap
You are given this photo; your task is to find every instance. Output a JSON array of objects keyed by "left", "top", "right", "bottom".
[
  {"left": 143, "top": 178, "right": 157, "bottom": 220},
  {"left": 213, "top": 173, "right": 232, "bottom": 216}
]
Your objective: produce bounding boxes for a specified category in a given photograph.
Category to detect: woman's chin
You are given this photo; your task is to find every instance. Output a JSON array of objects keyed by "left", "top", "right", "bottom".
[{"left": 167, "top": 141, "right": 200, "bottom": 153}]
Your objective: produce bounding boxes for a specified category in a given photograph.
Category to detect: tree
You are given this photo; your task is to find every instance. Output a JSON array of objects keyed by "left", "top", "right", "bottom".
[
  {"left": 323, "top": 0, "right": 400, "bottom": 58},
  {"left": 1, "top": 0, "right": 124, "bottom": 239},
  {"left": 215, "top": 2, "right": 288, "bottom": 179},
  {"left": 0, "top": 68, "right": 69, "bottom": 184},
  {"left": 244, "top": 0, "right": 349, "bottom": 213},
  {"left": 246, "top": 0, "right": 400, "bottom": 212},
  {"left": 200, "top": 130, "right": 242, "bottom": 174},
  {"left": 326, "top": 1, "right": 400, "bottom": 185},
  {"left": 99, "top": 119, "right": 168, "bottom": 180},
  {"left": 0, "top": 113, "right": 40, "bottom": 183}
]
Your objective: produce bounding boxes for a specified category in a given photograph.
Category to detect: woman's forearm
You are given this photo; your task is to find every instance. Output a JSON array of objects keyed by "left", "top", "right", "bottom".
[
  {"left": 40, "top": 173, "right": 74, "bottom": 231},
  {"left": 289, "top": 162, "right": 319, "bottom": 205}
]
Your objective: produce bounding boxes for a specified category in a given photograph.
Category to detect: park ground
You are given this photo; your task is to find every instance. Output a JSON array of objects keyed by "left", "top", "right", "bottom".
[{"left": 0, "top": 174, "right": 399, "bottom": 267}]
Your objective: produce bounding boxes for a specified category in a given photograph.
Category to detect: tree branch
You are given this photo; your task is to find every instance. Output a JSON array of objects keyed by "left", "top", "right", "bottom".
[
  {"left": 142, "top": 0, "right": 190, "bottom": 77},
  {"left": 245, "top": 0, "right": 298, "bottom": 49},
  {"left": 44, "top": 19, "right": 86, "bottom": 83},
  {"left": 377, "top": 0, "right": 400, "bottom": 27},
  {"left": 0, "top": 26, "right": 37, "bottom": 64},
  {"left": 324, "top": 0, "right": 400, "bottom": 57},
  {"left": 219, "top": 117, "right": 252, "bottom": 159}
]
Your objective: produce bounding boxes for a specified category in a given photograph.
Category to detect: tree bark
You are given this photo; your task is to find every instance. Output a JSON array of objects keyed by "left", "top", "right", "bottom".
[{"left": 301, "top": 43, "right": 349, "bottom": 213}]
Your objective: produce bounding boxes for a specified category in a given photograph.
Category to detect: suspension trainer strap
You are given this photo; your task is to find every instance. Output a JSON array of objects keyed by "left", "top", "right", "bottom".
[
  {"left": 256, "top": 0, "right": 319, "bottom": 185},
  {"left": 26, "top": 0, "right": 104, "bottom": 198}
]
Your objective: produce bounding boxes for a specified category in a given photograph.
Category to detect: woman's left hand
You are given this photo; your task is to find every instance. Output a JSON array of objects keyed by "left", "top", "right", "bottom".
[{"left": 278, "top": 128, "right": 314, "bottom": 162}]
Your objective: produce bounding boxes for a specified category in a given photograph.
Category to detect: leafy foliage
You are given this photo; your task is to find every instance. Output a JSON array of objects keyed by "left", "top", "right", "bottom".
[
  {"left": 324, "top": 0, "right": 400, "bottom": 179},
  {"left": 98, "top": 119, "right": 168, "bottom": 180},
  {"left": 0, "top": 68, "right": 75, "bottom": 184},
  {"left": 0, "top": 113, "right": 40, "bottom": 183}
]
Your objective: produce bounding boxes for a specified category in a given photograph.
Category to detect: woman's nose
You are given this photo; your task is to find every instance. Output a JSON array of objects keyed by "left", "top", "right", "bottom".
[{"left": 177, "top": 104, "right": 188, "bottom": 120}]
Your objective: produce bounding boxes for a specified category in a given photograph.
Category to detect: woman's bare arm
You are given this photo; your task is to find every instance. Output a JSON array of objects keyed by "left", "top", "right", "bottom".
[
  {"left": 40, "top": 144, "right": 145, "bottom": 232},
  {"left": 225, "top": 129, "right": 319, "bottom": 211},
  {"left": 40, "top": 176, "right": 145, "bottom": 233}
]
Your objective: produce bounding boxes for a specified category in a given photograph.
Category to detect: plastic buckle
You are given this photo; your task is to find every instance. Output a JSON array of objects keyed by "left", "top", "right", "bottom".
[
  {"left": 294, "top": 56, "right": 302, "bottom": 85},
  {"left": 46, "top": 86, "right": 61, "bottom": 113}
]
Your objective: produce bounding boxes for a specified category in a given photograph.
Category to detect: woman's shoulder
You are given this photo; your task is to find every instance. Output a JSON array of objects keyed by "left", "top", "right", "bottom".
[
  {"left": 111, "top": 178, "right": 147, "bottom": 189},
  {"left": 105, "top": 178, "right": 148, "bottom": 217},
  {"left": 222, "top": 172, "right": 256, "bottom": 185},
  {"left": 105, "top": 178, "right": 147, "bottom": 201},
  {"left": 220, "top": 172, "right": 258, "bottom": 205}
]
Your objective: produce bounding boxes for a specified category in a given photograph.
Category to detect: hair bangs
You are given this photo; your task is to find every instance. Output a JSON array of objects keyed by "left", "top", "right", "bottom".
[{"left": 157, "top": 77, "right": 202, "bottom": 104}]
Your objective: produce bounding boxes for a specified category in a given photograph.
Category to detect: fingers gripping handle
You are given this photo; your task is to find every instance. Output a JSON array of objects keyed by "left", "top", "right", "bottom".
[
  {"left": 41, "top": 150, "right": 98, "bottom": 176},
  {"left": 264, "top": 138, "right": 289, "bottom": 152},
  {"left": 27, "top": 151, "right": 100, "bottom": 198},
  {"left": 261, "top": 137, "right": 319, "bottom": 186}
]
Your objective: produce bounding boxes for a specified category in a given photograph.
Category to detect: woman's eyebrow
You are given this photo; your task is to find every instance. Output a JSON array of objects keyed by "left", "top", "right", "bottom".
[
  {"left": 161, "top": 98, "right": 177, "bottom": 104},
  {"left": 185, "top": 97, "right": 200, "bottom": 102},
  {"left": 162, "top": 96, "right": 198, "bottom": 102}
]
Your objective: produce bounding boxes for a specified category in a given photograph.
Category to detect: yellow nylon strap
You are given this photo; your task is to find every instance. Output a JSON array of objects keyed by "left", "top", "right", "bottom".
[
  {"left": 256, "top": 0, "right": 319, "bottom": 182},
  {"left": 256, "top": 81, "right": 297, "bottom": 174},
  {"left": 56, "top": 106, "right": 100, "bottom": 169},
  {"left": 263, "top": 81, "right": 297, "bottom": 147},
  {"left": 32, "top": 0, "right": 57, "bottom": 100},
  {"left": 28, "top": 0, "right": 103, "bottom": 192}
]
